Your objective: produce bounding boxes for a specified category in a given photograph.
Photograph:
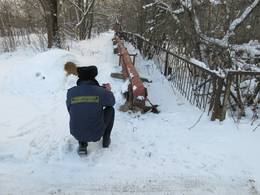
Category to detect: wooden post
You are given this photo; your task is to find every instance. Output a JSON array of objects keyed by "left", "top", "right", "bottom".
[
  {"left": 118, "top": 54, "right": 122, "bottom": 66},
  {"left": 211, "top": 76, "right": 224, "bottom": 121},
  {"left": 235, "top": 75, "right": 246, "bottom": 118},
  {"left": 164, "top": 52, "right": 169, "bottom": 76},
  {"left": 129, "top": 53, "right": 137, "bottom": 66},
  {"left": 137, "top": 37, "right": 143, "bottom": 53},
  {"left": 220, "top": 73, "right": 233, "bottom": 121}
]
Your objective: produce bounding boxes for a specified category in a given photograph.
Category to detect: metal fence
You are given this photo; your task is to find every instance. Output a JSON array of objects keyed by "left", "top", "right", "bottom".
[{"left": 118, "top": 31, "right": 260, "bottom": 121}]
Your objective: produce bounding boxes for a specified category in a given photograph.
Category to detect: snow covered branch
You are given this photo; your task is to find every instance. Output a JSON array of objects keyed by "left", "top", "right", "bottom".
[
  {"left": 143, "top": 0, "right": 184, "bottom": 23},
  {"left": 66, "top": 0, "right": 84, "bottom": 14},
  {"left": 180, "top": 0, "right": 192, "bottom": 11},
  {"left": 143, "top": 1, "right": 158, "bottom": 9},
  {"left": 65, "top": 0, "right": 95, "bottom": 27},
  {"left": 223, "top": 0, "right": 260, "bottom": 44},
  {"left": 146, "top": 0, "right": 259, "bottom": 49},
  {"left": 198, "top": 0, "right": 260, "bottom": 48},
  {"left": 76, "top": 0, "right": 95, "bottom": 27}
]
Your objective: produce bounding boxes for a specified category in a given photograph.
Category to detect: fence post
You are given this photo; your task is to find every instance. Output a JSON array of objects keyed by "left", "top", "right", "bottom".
[
  {"left": 164, "top": 52, "right": 169, "bottom": 76},
  {"left": 137, "top": 37, "right": 143, "bottom": 53},
  {"left": 211, "top": 76, "right": 224, "bottom": 121},
  {"left": 220, "top": 72, "right": 233, "bottom": 121}
]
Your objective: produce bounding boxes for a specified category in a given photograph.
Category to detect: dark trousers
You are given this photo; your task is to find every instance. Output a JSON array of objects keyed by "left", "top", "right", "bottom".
[
  {"left": 79, "top": 106, "right": 115, "bottom": 146},
  {"left": 102, "top": 106, "right": 115, "bottom": 142}
]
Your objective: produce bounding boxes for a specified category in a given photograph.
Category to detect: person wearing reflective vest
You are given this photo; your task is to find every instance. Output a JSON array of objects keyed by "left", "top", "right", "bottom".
[{"left": 66, "top": 66, "right": 115, "bottom": 154}]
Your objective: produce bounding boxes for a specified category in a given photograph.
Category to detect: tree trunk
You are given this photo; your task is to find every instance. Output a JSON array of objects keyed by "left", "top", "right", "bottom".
[
  {"left": 78, "top": 0, "right": 86, "bottom": 40},
  {"left": 49, "top": 0, "right": 61, "bottom": 48},
  {"left": 39, "top": 0, "right": 61, "bottom": 48},
  {"left": 87, "top": 10, "right": 94, "bottom": 39},
  {"left": 235, "top": 76, "right": 246, "bottom": 118}
]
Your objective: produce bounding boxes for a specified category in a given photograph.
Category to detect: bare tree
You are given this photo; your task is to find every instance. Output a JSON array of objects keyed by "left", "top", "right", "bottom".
[
  {"left": 64, "top": 0, "right": 96, "bottom": 40},
  {"left": 39, "top": 0, "right": 61, "bottom": 48},
  {"left": 142, "top": 0, "right": 260, "bottom": 70},
  {"left": 0, "top": 0, "right": 47, "bottom": 52}
]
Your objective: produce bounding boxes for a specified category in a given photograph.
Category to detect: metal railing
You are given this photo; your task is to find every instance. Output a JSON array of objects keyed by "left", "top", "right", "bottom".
[{"left": 118, "top": 31, "right": 260, "bottom": 121}]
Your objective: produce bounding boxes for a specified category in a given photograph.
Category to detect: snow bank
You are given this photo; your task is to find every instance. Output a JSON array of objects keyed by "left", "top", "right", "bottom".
[
  {"left": 5, "top": 49, "right": 76, "bottom": 96},
  {"left": 0, "top": 32, "right": 260, "bottom": 195}
]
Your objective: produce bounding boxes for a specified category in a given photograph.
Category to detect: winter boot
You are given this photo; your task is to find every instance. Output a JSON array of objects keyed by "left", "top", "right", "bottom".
[
  {"left": 78, "top": 142, "right": 88, "bottom": 155},
  {"left": 102, "top": 138, "right": 111, "bottom": 148}
]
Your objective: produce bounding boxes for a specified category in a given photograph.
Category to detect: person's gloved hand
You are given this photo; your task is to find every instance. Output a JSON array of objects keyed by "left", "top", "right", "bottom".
[{"left": 102, "top": 83, "right": 112, "bottom": 91}]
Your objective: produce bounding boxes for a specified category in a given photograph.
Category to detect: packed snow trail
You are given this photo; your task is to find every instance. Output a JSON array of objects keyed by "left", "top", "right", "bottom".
[{"left": 0, "top": 32, "right": 260, "bottom": 195}]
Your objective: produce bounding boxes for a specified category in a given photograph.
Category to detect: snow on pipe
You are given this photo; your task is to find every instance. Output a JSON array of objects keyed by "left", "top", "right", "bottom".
[
  {"left": 113, "top": 36, "right": 161, "bottom": 114},
  {"left": 112, "top": 34, "right": 159, "bottom": 114},
  {"left": 115, "top": 36, "right": 147, "bottom": 100}
]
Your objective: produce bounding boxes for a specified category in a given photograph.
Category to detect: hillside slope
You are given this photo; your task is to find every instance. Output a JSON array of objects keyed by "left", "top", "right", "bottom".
[{"left": 0, "top": 32, "right": 259, "bottom": 195}]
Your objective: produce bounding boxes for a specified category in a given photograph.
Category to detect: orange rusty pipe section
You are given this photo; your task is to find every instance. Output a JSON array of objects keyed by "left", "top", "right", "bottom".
[{"left": 115, "top": 37, "right": 147, "bottom": 99}]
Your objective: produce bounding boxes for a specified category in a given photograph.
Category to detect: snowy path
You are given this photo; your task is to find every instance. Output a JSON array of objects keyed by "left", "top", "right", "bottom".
[{"left": 0, "top": 32, "right": 260, "bottom": 195}]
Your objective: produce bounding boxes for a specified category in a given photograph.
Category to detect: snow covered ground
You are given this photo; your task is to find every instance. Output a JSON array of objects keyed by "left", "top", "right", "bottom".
[{"left": 0, "top": 31, "right": 259, "bottom": 195}]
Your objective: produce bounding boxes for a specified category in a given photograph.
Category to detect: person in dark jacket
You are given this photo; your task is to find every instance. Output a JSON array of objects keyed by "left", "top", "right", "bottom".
[{"left": 66, "top": 66, "right": 115, "bottom": 154}]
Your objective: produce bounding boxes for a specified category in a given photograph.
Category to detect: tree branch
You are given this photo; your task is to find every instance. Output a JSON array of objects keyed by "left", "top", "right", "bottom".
[
  {"left": 66, "top": 0, "right": 84, "bottom": 14},
  {"left": 76, "top": 0, "right": 95, "bottom": 27},
  {"left": 143, "top": 0, "right": 184, "bottom": 23},
  {"left": 147, "top": 0, "right": 259, "bottom": 48},
  {"left": 199, "top": 0, "right": 260, "bottom": 47}
]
